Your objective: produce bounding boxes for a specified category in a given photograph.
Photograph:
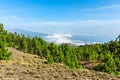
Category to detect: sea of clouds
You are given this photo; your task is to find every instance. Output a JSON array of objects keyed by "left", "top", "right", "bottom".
[{"left": 44, "top": 33, "right": 85, "bottom": 46}]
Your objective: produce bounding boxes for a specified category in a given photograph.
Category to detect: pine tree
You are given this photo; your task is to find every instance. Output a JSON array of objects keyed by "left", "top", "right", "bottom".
[
  {"left": 0, "top": 23, "right": 12, "bottom": 60},
  {"left": 46, "top": 49, "right": 53, "bottom": 64},
  {"left": 21, "top": 36, "right": 28, "bottom": 53},
  {"left": 58, "top": 47, "right": 65, "bottom": 63},
  {"left": 48, "top": 43, "right": 59, "bottom": 62}
]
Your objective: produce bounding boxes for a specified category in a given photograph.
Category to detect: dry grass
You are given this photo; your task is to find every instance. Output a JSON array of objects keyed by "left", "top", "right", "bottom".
[{"left": 0, "top": 47, "right": 119, "bottom": 80}]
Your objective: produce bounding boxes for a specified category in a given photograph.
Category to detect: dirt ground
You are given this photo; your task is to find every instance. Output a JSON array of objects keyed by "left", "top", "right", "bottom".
[{"left": 0, "top": 47, "right": 120, "bottom": 80}]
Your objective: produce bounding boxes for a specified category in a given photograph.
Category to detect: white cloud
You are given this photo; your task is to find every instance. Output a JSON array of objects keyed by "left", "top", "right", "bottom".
[
  {"left": 0, "top": 16, "right": 17, "bottom": 19},
  {"left": 100, "top": 4, "right": 120, "bottom": 10},
  {"left": 4, "top": 19, "right": 120, "bottom": 29},
  {"left": 44, "top": 33, "right": 72, "bottom": 44},
  {"left": 44, "top": 33, "right": 85, "bottom": 45},
  {"left": 30, "top": 21, "right": 75, "bottom": 26},
  {"left": 83, "top": 4, "right": 120, "bottom": 11},
  {"left": 30, "top": 20, "right": 120, "bottom": 27}
]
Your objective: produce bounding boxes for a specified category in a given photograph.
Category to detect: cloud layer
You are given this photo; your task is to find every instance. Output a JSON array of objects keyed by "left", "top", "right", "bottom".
[
  {"left": 44, "top": 33, "right": 85, "bottom": 45},
  {"left": 5, "top": 20, "right": 120, "bottom": 27}
]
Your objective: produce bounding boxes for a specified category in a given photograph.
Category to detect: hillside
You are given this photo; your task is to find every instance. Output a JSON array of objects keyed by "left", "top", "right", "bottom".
[{"left": 0, "top": 47, "right": 120, "bottom": 80}]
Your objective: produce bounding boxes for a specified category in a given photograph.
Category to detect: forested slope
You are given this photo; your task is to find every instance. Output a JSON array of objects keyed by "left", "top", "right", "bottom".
[
  {"left": 0, "top": 23, "right": 120, "bottom": 75},
  {"left": 0, "top": 47, "right": 120, "bottom": 80}
]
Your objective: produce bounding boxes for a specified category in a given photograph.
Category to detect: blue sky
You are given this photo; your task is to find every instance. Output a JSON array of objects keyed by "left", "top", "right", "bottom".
[{"left": 0, "top": 0, "right": 120, "bottom": 35}]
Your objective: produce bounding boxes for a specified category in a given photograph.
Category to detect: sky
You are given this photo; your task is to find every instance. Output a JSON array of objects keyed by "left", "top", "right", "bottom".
[{"left": 0, "top": 0, "right": 120, "bottom": 36}]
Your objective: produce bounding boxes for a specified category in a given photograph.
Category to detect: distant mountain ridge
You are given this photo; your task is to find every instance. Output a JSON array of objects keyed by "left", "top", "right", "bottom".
[
  {"left": 7, "top": 28, "right": 48, "bottom": 38},
  {"left": 6, "top": 28, "right": 117, "bottom": 46}
]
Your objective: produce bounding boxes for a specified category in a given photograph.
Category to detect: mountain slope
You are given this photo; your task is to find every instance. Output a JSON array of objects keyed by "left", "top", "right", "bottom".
[
  {"left": 0, "top": 47, "right": 120, "bottom": 80},
  {"left": 7, "top": 28, "right": 47, "bottom": 38}
]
